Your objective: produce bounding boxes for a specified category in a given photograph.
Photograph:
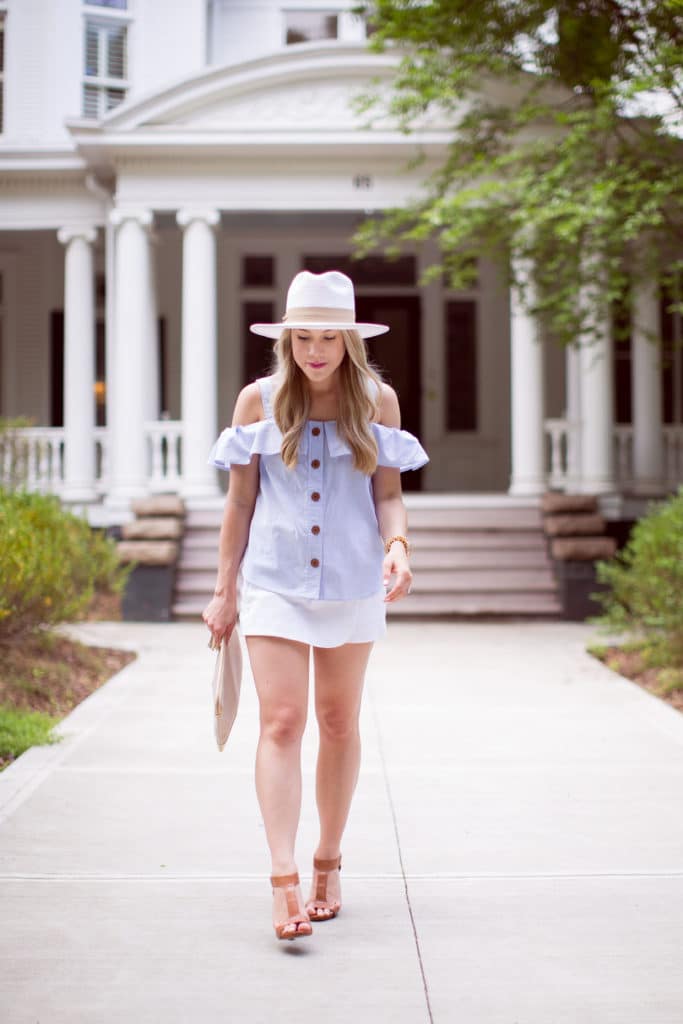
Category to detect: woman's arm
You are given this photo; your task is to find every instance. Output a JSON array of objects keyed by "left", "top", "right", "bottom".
[
  {"left": 371, "top": 384, "right": 412, "bottom": 604},
  {"left": 202, "top": 383, "right": 262, "bottom": 643}
]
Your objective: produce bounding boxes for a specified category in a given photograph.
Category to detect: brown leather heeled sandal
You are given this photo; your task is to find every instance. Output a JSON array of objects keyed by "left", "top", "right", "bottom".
[
  {"left": 305, "top": 855, "right": 342, "bottom": 922},
  {"left": 270, "top": 872, "right": 313, "bottom": 941}
]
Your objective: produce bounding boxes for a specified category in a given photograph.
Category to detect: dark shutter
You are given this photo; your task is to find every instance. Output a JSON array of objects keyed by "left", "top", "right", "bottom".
[
  {"left": 445, "top": 300, "right": 477, "bottom": 431},
  {"left": 243, "top": 302, "right": 275, "bottom": 386}
]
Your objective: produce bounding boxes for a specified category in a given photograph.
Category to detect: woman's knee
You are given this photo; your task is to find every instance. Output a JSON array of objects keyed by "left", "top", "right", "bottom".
[
  {"left": 316, "top": 704, "right": 359, "bottom": 743},
  {"left": 261, "top": 704, "right": 306, "bottom": 746}
]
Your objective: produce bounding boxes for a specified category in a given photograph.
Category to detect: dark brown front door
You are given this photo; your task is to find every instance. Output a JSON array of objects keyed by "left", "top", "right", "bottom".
[{"left": 355, "top": 294, "right": 422, "bottom": 491}]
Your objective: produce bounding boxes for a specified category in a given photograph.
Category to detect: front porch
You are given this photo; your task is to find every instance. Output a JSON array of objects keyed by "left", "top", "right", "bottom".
[
  {"left": 2, "top": 45, "right": 682, "bottom": 518},
  {"left": 2, "top": 417, "right": 682, "bottom": 525}
]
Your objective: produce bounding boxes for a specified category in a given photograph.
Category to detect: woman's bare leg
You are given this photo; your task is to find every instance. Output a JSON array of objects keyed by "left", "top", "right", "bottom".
[
  {"left": 246, "top": 635, "right": 311, "bottom": 936},
  {"left": 308, "top": 641, "right": 373, "bottom": 915}
]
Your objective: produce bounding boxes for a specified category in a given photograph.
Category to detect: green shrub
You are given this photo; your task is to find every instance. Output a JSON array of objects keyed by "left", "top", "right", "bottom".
[
  {"left": 0, "top": 488, "right": 129, "bottom": 642},
  {"left": 592, "top": 487, "right": 683, "bottom": 664}
]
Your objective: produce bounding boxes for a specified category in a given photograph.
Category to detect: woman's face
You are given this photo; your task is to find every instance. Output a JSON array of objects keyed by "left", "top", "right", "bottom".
[{"left": 291, "top": 328, "right": 346, "bottom": 384}]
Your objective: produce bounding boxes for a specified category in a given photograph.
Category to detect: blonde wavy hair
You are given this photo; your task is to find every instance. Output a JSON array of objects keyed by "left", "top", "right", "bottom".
[{"left": 271, "top": 328, "right": 384, "bottom": 475}]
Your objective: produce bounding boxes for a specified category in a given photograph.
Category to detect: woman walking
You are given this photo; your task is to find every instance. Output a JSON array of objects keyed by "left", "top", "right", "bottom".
[{"left": 202, "top": 270, "right": 428, "bottom": 941}]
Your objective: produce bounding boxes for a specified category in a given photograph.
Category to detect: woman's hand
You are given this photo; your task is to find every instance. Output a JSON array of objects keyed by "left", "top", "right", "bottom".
[
  {"left": 202, "top": 592, "right": 238, "bottom": 647},
  {"left": 383, "top": 544, "right": 412, "bottom": 603}
]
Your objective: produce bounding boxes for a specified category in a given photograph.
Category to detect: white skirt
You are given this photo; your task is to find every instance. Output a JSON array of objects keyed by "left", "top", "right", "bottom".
[{"left": 239, "top": 579, "right": 387, "bottom": 648}]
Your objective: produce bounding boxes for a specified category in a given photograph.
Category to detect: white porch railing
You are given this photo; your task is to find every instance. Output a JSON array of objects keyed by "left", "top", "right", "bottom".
[
  {"left": 5, "top": 419, "right": 683, "bottom": 498},
  {"left": 544, "top": 419, "right": 683, "bottom": 492},
  {"left": 146, "top": 420, "right": 183, "bottom": 493},
  {"left": 0, "top": 427, "right": 65, "bottom": 493},
  {"left": 94, "top": 426, "right": 108, "bottom": 496},
  {"left": 0, "top": 421, "right": 184, "bottom": 497},
  {"left": 544, "top": 418, "right": 570, "bottom": 491},
  {"left": 663, "top": 425, "right": 683, "bottom": 487}
]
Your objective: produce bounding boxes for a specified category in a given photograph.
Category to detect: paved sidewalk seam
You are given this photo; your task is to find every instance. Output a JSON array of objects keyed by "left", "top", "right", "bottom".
[
  {"left": 369, "top": 680, "right": 435, "bottom": 1024},
  {"left": 3, "top": 869, "right": 683, "bottom": 881}
]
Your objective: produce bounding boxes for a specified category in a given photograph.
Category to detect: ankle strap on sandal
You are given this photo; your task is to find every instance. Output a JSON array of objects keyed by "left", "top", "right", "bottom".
[
  {"left": 270, "top": 871, "right": 300, "bottom": 888},
  {"left": 313, "top": 856, "right": 342, "bottom": 872}
]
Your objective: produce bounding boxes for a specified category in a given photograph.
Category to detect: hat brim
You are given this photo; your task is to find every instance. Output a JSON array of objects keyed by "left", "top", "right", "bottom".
[{"left": 249, "top": 321, "right": 390, "bottom": 340}]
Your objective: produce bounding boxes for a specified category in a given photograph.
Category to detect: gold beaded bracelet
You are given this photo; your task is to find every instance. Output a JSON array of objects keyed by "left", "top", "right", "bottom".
[{"left": 384, "top": 534, "right": 410, "bottom": 557}]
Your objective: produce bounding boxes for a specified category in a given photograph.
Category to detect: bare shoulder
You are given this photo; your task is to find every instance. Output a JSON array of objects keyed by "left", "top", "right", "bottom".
[
  {"left": 377, "top": 382, "right": 401, "bottom": 429},
  {"left": 231, "top": 382, "right": 265, "bottom": 427}
]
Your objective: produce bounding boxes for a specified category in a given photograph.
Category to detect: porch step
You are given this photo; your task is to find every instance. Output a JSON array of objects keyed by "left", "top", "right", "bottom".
[
  {"left": 181, "top": 505, "right": 545, "bottom": 532},
  {"left": 172, "top": 591, "right": 561, "bottom": 619},
  {"left": 181, "top": 529, "right": 549, "bottom": 553},
  {"left": 387, "top": 591, "right": 562, "bottom": 616},
  {"left": 178, "top": 546, "right": 552, "bottom": 572},
  {"left": 175, "top": 566, "right": 556, "bottom": 594},
  {"left": 171, "top": 498, "right": 562, "bottom": 620}
]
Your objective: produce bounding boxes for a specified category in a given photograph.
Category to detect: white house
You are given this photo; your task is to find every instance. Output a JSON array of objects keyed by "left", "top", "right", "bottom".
[{"left": 0, "top": 0, "right": 681, "bottom": 524}]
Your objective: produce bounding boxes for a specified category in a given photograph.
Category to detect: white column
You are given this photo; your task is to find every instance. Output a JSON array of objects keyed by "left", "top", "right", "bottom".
[
  {"left": 102, "top": 204, "right": 117, "bottom": 445},
  {"left": 632, "top": 275, "right": 664, "bottom": 493},
  {"left": 565, "top": 343, "right": 582, "bottom": 490},
  {"left": 144, "top": 230, "right": 160, "bottom": 422},
  {"left": 57, "top": 226, "right": 98, "bottom": 502},
  {"left": 508, "top": 259, "right": 546, "bottom": 496},
  {"left": 578, "top": 280, "right": 616, "bottom": 494},
  {"left": 177, "top": 208, "right": 221, "bottom": 498},
  {"left": 106, "top": 209, "right": 154, "bottom": 506}
]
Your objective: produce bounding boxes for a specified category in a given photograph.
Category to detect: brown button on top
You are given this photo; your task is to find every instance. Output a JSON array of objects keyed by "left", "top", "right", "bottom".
[
  {"left": 311, "top": 459, "right": 320, "bottom": 469},
  {"left": 310, "top": 558, "right": 320, "bottom": 568},
  {"left": 311, "top": 491, "right": 321, "bottom": 502},
  {"left": 312, "top": 426, "right": 321, "bottom": 436},
  {"left": 311, "top": 525, "right": 320, "bottom": 535}
]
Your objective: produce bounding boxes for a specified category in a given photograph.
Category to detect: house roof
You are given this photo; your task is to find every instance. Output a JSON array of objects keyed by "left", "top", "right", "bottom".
[{"left": 65, "top": 43, "right": 452, "bottom": 165}]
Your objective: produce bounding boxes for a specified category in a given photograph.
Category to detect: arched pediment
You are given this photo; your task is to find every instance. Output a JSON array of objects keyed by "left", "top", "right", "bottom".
[{"left": 99, "top": 44, "right": 400, "bottom": 134}]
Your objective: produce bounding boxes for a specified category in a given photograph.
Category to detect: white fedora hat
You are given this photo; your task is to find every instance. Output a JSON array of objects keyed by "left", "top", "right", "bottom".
[{"left": 249, "top": 270, "right": 389, "bottom": 339}]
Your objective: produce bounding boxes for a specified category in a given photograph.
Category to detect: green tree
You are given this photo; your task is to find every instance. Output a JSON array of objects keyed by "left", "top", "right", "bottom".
[{"left": 355, "top": 0, "right": 683, "bottom": 344}]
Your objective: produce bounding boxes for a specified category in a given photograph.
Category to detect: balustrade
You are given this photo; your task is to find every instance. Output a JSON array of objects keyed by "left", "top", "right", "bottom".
[
  {"left": 1, "top": 421, "right": 185, "bottom": 497},
  {"left": 3, "top": 419, "right": 682, "bottom": 500},
  {"left": 542, "top": 420, "right": 683, "bottom": 493},
  {"left": 0, "top": 428, "right": 64, "bottom": 493},
  {"left": 544, "top": 419, "right": 568, "bottom": 490},
  {"left": 663, "top": 426, "right": 683, "bottom": 487},
  {"left": 146, "top": 420, "right": 183, "bottom": 493},
  {"left": 613, "top": 426, "right": 634, "bottom": 490}
]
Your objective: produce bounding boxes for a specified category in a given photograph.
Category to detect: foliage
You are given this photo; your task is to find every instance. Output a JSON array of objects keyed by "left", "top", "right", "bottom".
[
  {"left": 0, "top": 704, "right": 60, "bottom": 768},
  {"left": 592, "top": 487, "right": 683, "bottom": 664},
  {"left": 354, "top": 0, "right": 683, "bottom": 345},
  {"left": 0, "top": 488, "right": 130, "bottom": 642}
]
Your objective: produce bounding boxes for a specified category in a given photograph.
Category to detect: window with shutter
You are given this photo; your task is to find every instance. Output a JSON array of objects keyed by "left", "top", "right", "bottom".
[
  {"left": 283, "top": 10, "right": 339, "bottom": 45},
  {"left": 107, "top": 25, "right": 126, "bottom": 77},
  {"left": 82, "top": 16, "right": 129, "bottom": 119},
  {"left": 83, "top": 84, "right": 100, "bottom": 119}
]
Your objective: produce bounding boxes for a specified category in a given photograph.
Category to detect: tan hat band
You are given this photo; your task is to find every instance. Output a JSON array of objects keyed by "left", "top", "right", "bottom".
[{"left": 283, "top": 306, "right": 355, "bottom": 323}]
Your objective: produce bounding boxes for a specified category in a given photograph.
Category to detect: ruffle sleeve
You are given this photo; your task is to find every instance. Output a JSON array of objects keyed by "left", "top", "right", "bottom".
[
  {"left": 207, "top": 421, "right": 282, "bottom": 470},
  {"left": 372, "top": 423, "right": 429, "bottom": 473}
]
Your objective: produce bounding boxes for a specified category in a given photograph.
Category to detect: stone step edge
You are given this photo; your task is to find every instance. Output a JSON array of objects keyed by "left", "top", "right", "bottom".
[
  {"left": 172, "top": 601, "right": 563, "bottom": 618},
  {"left": 183, "top": 518, "right": 545, "bottom": 531},
  {"left": 173, "top": 585, "right": 561, "bottom": 601}
]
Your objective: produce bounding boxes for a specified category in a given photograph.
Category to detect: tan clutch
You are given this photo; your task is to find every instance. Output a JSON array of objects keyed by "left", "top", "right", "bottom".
[{"left": 211, "top": 628, "right": 242, "bottom": 752}]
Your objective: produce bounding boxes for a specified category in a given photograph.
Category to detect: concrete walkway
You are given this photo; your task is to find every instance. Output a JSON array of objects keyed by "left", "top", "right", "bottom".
[{"left": 1, "top": 621, "right": 683, "bottom": 1024}]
